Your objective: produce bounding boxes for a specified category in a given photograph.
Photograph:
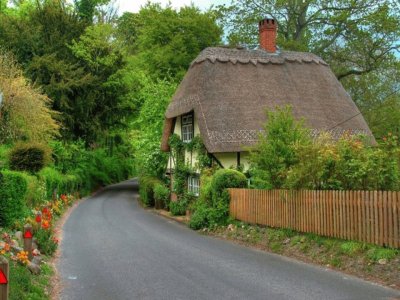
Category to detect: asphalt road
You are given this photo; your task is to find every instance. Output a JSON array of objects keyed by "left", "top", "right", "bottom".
[{"left": 58, "top": 179, "right": 400, "bottom": 300}]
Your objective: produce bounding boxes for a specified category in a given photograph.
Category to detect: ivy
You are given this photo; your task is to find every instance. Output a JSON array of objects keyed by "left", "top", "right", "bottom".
[{"left": 168, "top": 133, "right": 213, "bottom": 198}]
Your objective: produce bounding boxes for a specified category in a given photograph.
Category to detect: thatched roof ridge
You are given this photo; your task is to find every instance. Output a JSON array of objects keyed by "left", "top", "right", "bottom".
[
  {"left": 161, "top": 47, "right": 374, "bottom": 153},
  {"left": 191, "top": 47, "right": 328, "bottom": 67}
]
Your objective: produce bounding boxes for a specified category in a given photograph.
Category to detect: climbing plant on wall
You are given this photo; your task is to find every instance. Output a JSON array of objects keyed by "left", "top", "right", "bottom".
[{"left": 168, "top": 134, "right": 213, "bottom": 198}]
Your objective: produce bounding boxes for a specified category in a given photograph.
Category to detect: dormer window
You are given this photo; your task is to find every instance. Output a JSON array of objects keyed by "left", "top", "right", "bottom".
[{"left": 181, "top": 112, "right": 194, "bottom": 143}]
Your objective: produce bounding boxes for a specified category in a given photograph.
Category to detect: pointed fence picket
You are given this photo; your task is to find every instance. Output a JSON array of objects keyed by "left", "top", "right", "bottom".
[{"left": 228, "top": 189, "right": 400, "bottom": 248}]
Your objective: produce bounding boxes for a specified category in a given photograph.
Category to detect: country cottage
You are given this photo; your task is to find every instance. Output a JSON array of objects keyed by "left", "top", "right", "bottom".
[{"left": 161, "top": 18, "right": 373, "bottom": 198}]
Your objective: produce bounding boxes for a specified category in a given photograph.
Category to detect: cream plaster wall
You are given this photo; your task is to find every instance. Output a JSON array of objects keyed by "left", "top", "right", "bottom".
[{"left": 167, "top": 113, "right": 250, "bottom": 172}]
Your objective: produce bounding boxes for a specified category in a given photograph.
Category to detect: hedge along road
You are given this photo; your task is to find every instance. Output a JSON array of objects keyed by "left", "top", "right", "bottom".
[{"left": 57, "top": 179, "right": 400, "bottom": 300}]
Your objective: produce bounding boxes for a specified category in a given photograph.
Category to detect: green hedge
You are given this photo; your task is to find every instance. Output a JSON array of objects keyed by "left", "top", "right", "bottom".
[
  {"left": 139, "top": 176, "right": 162, "bottom": 207},
  {"left": 211, "top": 169, "right": 247, "bottom": 206},
  {"left": 38, "top": 167, "right": 81, "bottom": 199},
  {"left": 0, "top": 170, "right": 28, "bottom": 226}
]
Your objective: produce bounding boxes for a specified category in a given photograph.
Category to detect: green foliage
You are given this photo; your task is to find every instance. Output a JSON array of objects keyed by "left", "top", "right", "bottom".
[
  {"left": 9, "top": 260, "right": 53, "bottom": 300},
  {"left": 153, "top": 183, "right": 170, "bottom": 209},
  {"left": 0, "top": 170, "right": 28, "bottom": 226},
  {"left": 133, "top": 76, "right": 176, "bottom": 178},
  {"left": 250, "top": 106, "right": 311, "bottom": 189},
  {"left": 120, "top": 3, "right": 222, "bottom": 81},
  {"left": 0, "top": 144, "right": 11, "bottom": 169},
  {"left": 189, "top": 199, "right": 229, "bottom": 230},
  {"left": 217, "top": 1, "right": 399, "bottom": 81},
  {"left": 250, "top": 107, "right": 400, "bottom": 191},
  {"left": 342, "top": 59, "right": 400, "bottom": 140},
  {"left": 139, "top": 176, "right": 162, "bottom": 207},
  {"left": 366, "top": 247, "right": 399, "bottom": 262},
  {"left": 49, "top": 140, "right": 134, "bottom": 193},
  {"left": 169, "top": 198, "right": 189, "bottom": 216},
  {"left": 35, "top": 229, "right": 58, "bottom": 256},
  {"left": 340, "top": 241, "right": 363, "bottom": 256},
  {"left": 0, "top": 52, "right": 60, "bottom": 143},
  {"left": 189, "top": 169, "right": 246, "bottom": 229},
  {"left": 9, "top": 142, "right": 51, "bottom": 173},
  {"left": 210, "top": 169, "right": 247, "bottom": 206},
  {"left": 23, "top": 174, "right": 46, "bottom": 208},
  {"left": 38, "top": 167, "right": 79, "bottom": 199}
]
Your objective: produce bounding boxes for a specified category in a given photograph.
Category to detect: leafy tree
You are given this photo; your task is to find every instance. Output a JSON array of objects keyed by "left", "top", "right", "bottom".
[
  {"left": 0, "top": 52, "right": 59, "bottom": 143},
  {"left": 342, "top": 59, "right": 400, "bottom": 139},
  {"left": 118, "top": 3, "right": 222, "bottom": 80},
  {"left": 249, "top": 106, "right": 311, "bottom": 189},
  {"left": 217, "top": 0, "right": 399, "bottom": 80},
  {"left": 66, "top": 23, "right": 134, "bottom": 142},
  {"left": 132, "top": 75, "right": 176, "bottom": 177}
]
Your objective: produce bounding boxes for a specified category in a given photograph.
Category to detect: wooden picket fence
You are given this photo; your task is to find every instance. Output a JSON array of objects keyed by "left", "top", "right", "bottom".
[{"left": 228, "top": 189, "right": 400, "bottom": 248}]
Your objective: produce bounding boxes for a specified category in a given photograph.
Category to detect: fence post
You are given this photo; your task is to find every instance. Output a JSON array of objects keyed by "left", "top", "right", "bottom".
[
  {"left": 23, "top": 224, "right": 33, "bottom": 260},
  {"left": 52, "top": 188, "right": 58, "bottom": 202},
  {"left": 0, "top": 256, "right": 9, "bottom": 300}
]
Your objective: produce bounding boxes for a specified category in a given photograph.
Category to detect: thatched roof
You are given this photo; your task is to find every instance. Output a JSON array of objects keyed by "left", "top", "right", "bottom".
[{"left": 161, "top": 47, "right": 374, "bottom": 153}]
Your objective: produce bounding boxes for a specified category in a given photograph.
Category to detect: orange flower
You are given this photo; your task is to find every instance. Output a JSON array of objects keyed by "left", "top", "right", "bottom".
[
  {"left": 4, "top": 243, "right": 10, "bottom": 252},
  {"left": 42, "top": 220, "right": 50, "bottom": 230}
]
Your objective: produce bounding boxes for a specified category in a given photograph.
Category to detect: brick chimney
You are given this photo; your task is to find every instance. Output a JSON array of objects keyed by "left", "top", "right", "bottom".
[{"left": 259, "top": 18, "right": 277, "bottom": 53}]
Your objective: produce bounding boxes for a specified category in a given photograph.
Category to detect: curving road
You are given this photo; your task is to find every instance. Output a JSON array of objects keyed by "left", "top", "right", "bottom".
[{"left": 58, "top": 179, "right": 400, "bottom": 300}]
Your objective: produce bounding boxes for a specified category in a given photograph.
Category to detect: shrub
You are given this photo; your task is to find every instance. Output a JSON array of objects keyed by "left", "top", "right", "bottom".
[
  {"left": 9, "top": 142, "right": 51, "bottom": 173},
  {"left": 35, "top": 229, "right": 58, "bottom": 256},
  {"left": 210, "top": 169, "right": 247, "bottom": 206},
  {"left": 189, "top": 200, "right": 210, "bottom": 229},
  {"left": 199, "top": 172, "right": 213, "bottom": 205},
  {"left": 154, "top": 183, "right": 170, "bottom": 209},
  {"left": 38, "top": 167, "right": 80, "bottom": 199},
  {"left": 170, "top": 198, "right": 189, "bottom": 216},
  {"left": 23, "top": 174, "right": 46, "bottom": 208},
  {"left": 0, "top": 170, "right": 28, "bottom": 226},
  {"left": 189, "top": 199, "right": 228, "bottom": 229},
  {"left": 38, "top": 167, "right": 64, "bottom": 199},
  {"left": 249, "top": 106, "right": 311, "bottom": 189},
  {"left": 0, "top": 144, "right": 11, "bottom": 169},
  {"left": 139, "top": 176, "right": 161, "bottom": 206}
]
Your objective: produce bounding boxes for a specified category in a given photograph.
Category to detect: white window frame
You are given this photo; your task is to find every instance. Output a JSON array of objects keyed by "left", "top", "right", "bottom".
[
  {"left": 181, "top": 113, "right": 194, "bottom": 143},
  {"left": 188, "top": 175, "right": 200, "bottom": 196}
]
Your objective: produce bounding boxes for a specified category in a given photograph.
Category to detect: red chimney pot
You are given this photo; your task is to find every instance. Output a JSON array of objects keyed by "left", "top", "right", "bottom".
[{"left": 259, "top": 18, "right": 277, "bottom": 53}]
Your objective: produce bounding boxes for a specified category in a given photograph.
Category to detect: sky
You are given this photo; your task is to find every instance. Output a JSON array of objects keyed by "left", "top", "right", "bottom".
[{"left": 115, "top": 0, "right": 229, "bottom": 14}]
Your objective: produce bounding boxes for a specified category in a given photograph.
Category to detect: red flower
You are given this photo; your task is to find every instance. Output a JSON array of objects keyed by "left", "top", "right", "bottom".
[
  {"left": 42, "top": 207, "right": 49, "bottom": 214},
  {"left": 35, "top": 214, "right": 42, "bottom": 223}
]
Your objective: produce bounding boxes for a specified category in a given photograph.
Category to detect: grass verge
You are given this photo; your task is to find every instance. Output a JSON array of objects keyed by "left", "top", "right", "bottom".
[
  {"left": 9, "top": 257, "right": 54, "bottom": 300},
  {"left": 203, "top": 222, "right": 400, "bottom": 289}
]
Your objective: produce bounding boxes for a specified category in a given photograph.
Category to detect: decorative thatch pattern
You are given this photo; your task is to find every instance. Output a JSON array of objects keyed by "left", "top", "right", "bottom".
[
  {"left": 191, "top": 47, "right": 328, "bottom": 66},
  {"left": 162, "top": 47, "right": 374, "bottom": 153}
]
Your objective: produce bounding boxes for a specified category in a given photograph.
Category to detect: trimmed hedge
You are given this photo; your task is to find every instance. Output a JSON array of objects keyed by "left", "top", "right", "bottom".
[
  {"left": 9, "top": 143, "right": 50, "bottom": 173},
  {"left": 0, "top": 170, "right": 28, "bottom": 226},
  {"left": 38, "top": 167, "right": 80, "bottom": 199},
  {"left": 211, "top": 169, "right": 247, "bottom": 206}
]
